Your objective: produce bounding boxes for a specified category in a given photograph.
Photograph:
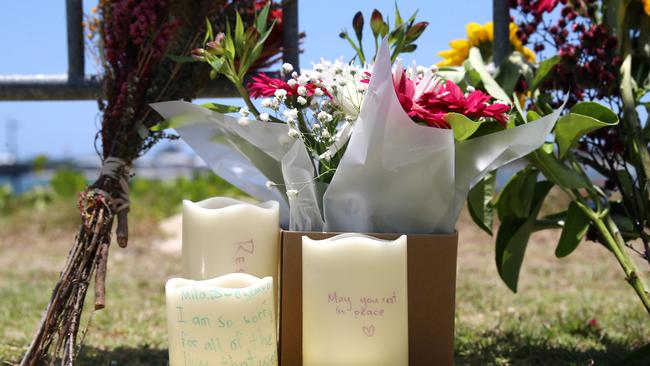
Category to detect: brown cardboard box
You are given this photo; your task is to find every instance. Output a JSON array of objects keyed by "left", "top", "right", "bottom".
[{"left": 279, "top": 231, "right": 458, "bottom": 366}]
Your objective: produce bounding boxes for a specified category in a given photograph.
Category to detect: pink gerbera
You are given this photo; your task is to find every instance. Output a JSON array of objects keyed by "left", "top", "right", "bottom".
[
  {"left": 390, "top": 66, "right": 511, "bottom": 128},
  {"left": 247, "top": 73, "right": 329, "bottom": 99}
]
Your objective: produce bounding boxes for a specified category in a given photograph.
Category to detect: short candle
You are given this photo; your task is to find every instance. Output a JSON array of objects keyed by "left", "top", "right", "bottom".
[
  {"left": 182, "top": 197, "right": 280, "bottom": 281},
  {"left": 302, "top": 233, "right": 409, "bottom": 366},
  {"left": 165, "top": 273, "right": 278, "bottom": 366}
]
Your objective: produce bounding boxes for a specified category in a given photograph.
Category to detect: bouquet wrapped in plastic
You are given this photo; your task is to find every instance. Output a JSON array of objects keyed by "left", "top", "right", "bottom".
[{"left": 152, "top": 39, "right": 562, "bottom": 234}]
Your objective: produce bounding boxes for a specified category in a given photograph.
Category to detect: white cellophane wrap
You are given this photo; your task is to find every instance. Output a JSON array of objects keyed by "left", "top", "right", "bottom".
[{"left": 151, "top": 40, "right": 562, "bottom": 234}]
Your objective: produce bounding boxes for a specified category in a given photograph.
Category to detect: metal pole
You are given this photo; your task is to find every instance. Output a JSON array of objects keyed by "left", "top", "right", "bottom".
[
  {"left": 493, "top": 0, "right": 510, "bottom": 66},
  {"left": 282, "top": 0, "right": 300, "bottom": 73},
  {"left": 66, "top": 0, "right": 85, "bottom": 84}
]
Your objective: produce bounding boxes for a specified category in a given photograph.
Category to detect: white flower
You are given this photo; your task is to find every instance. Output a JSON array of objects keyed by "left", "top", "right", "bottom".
[
  {"left": 317, "top": 111, "right": 333, "bottom": 123},
  {"left": 319, "top": 150, "right": 332, "bottom": 161},
  {"left": 238, "top": 117, "right": 250, "bottom": 126},
  {"left": 291, "top": 71, "right": 298, "bottom": 78},
  {"left": 314, "top": 87, "right": 324, "bottom": 96},
  {"left": 283, "top": 108, "right": 299, "bottom": 121},
  {"left": 282, "top": 63, "right": 294, "bottom": 74},
  {"left": 297, "top": 86, "right": 307, "bottom": 96},
  {"left": 287, "top": 79, "right": 297, "bottom": 87},
  {"left": 286, "top": 189, "right": 299, "bottom": 200},
  {"left": 313, "top": 63, "right": 324, "bottom": 72},
  {"left": 312, "top": 123, "right": 321, "bottom": 130},
  {"left": 466, "top": 85, "right": 476, "bottom": 93},
  {"left": 261, "top": 98, "right": 273, "bottom": 108},
  {"left": 239, "top": 107, "right": 249, "bottom": 117},
  {"left": 259, "top": 112, "right": 270, "bottom": 121},
  {"left": 321, "top": 129, "right": 331, "bottom": 139},
  {"left": 274, "top": 89, "right": 287, "bottom": 99},
  {"left": 345, "top": 115, "right": 356, "bottom": 123},
  {"left": 297, "top": 96, "right": 307, "bottom": 105},
  {"left": 416, "top": 65, "right": 426, "bottom": 76},
  {"left": 265, "top": 181, "right": 275, "bottom": 190},
  {"left": 288, "top": 128, "right": 300, "bottom": 138},
  {"left": 430, "top": 64, "right": 439, "bottom": 73},
  {"left": 297, "top": 74, "right": 310, "bottom": 86}
]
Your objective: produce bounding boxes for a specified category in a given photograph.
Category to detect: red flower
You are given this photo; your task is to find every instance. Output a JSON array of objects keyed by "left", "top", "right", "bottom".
[
  {"left": 248, "top": 74, "right": 292, "bottom": 98},
  {"left": 391, "top": 67, "right": 511, "bottom": 128},
  {"left": 532, "top": 0, "right": 559, "bottom": 14},
  {"left": 247, "top": 73, "right": 331, "bottom": 99}
]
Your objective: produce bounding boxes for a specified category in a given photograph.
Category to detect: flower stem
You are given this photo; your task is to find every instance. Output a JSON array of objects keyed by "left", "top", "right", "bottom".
[
  {"left": 580, "top": 204, "right": 650, "bottom": 315},
  {"left": 234, "top": 82, "right": 260, "bottom": 119}
]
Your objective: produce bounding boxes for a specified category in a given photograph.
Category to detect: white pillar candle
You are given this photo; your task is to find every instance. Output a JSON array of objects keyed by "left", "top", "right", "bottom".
[
  {"left": 182, "top": 197, "right": 279, "bottom": 281},
  {"left": 165, "top": 273, "right": 278, "bottom": 366},
  {"left": 302, "top": 234, "right": 409, "bottom": 366}
]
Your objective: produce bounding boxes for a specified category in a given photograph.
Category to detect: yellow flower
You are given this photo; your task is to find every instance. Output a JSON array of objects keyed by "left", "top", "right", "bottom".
[
  {"left": 438, "top": 21, "right": 536, "bottom": 66},
  {"left": 644, "top": 0, "right": 650, "bottom": 15}
]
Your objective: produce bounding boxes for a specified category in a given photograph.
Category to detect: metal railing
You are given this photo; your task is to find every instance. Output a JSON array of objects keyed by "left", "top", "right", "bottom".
[
  {"left": 0, "top": 0, "right": 300, "bottom": 101},
  {"left": 0, "top": 0, "right": 511, "bottom": 102}
]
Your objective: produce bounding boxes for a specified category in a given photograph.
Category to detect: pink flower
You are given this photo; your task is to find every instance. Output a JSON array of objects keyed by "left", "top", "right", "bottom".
[
  {"left": 247, "top": 74, "right": 293, "bottom": 98},
  {"left": 390, "top": 67, "right": 510, "bottom": 128},
  {"left": 247, "top": 73, "right": 329, "bottom": 99}
]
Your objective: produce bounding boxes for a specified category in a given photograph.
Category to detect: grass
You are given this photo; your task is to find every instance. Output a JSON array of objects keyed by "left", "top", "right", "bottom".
[{"left": 1, "top": 187, "right": 649, "bottom": 365}]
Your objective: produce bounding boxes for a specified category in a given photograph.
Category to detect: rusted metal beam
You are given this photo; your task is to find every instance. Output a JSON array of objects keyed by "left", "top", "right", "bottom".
[
  {"left": 282, "top": 0, "right": 300, "bottom": 73},
  {"left": 0, "top": 1, "right": 300, "bottom": 101},
  {"left": 493, "top": 0, "right": 511, "bottom": 66},
  {"left": 66, "top": 0, "right": 85, "bottom": 84}
]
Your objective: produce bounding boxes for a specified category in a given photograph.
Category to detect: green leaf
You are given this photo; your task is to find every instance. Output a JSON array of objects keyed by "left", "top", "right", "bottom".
[
  {"left": 468, "top": 47, "right": 511, "bottom": 103},
  {"left": 204, "top": 18, "right": 213, "bottom": 45},
  {"left": 530, "top": 55, "right": 560, "bottom": 91},
  {"left": 445, "top": 112, "right": 484, "bottom": 141},
  {"left": 166, "top": 54, "right": 198, "bottom": 63},
  {"left": 255, "top": 1, "right": 271, "bottom": 33},
  {"left": 496, "top": 180, "right": 554, "bottom": 292},
  {"left": 555, "top": 102, "right": 619, "bottom": 158},
  {"left": 555, "top": 202, "right": 591, "bottom": 258},
  {"left": 394, "top": 1, "right": 403, "bottom": 27},
  {"left": 467, "top": 171, "right": 496, "bottom": 236},
  {"left": 234, "top": 13, "right": 245, "bottom": 57},
  {"left": 497, "top": 167, "right": 539, "bottom": 220},
  {"left": 496, "top": 52, "right": 533, "bottom": 97},
  {"left": 531, "top": 143, "right": 588, "bottom": 189},
  {"left": 201, "top": 102, "right": 241, "bottom": 114}
]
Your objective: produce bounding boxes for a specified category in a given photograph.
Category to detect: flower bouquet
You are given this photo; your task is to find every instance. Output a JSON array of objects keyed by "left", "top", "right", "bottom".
[
  {"left": 152, "top": 43, "right": 561, "bottom": 235},
  {"left": 152, "top": 5, "right": 565, "bottom": 365}
]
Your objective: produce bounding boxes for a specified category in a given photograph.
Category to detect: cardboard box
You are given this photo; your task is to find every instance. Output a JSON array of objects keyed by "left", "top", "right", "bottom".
[{"left": 279, "top": 231, "right": 458, "bottom": 366}]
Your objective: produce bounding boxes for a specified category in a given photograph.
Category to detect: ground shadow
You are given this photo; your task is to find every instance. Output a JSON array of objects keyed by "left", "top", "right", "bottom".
[
  {"left": 455, "top": 330, "right": 649, "bottom": 366},
  {"left": 75, "top": 346, "right": 168, "bottom": 366}
]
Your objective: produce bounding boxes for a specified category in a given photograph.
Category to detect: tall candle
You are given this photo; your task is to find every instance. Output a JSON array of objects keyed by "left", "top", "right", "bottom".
[
  {"left": 165, "top": 273, "right": 278, "bottom": 366},
  {"left": 302, "top": 234, "right": 409, "bottom": 366},
  {"left": 182, "top": 197, "right": 279, "bottom": 280}
]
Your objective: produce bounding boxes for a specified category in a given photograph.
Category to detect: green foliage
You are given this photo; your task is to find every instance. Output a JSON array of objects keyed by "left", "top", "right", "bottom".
[
  {"left": 130, "top": 172, "right": 246, "bottom": 221},
  {"left": 465, "top": 47, "right": 511, "bottom": 103},
  {"left": 340, "top": 4, "right": 428, "bottom": 63},
  {"left": 445, "top": 113, "right": 486, "bottom": 141},
  {"left": 555, "top": 202, "right": 591, "bottom": 258},
  {"left": 495, "top": 168, "right": 553, "bottom": 292},
  {"left": 554, "top": 102, "right": 619, "bottom": 158},
  {"left": 530, "top": 55, "right": 559, "bottom": 92},
  {"left": 49, "top": 169, "right": 87, "bottom": 198},
  {"left": 32, "top": 155, "right": 48, "bottom": 173},
  {"left": 467, "top": 171, "right": 495, "bottom": 236}
]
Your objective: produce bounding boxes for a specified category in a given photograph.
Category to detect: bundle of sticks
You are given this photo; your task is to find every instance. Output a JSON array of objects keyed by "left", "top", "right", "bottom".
[{"left": 20, "top": 1, "right": 285, "bottom": 364}]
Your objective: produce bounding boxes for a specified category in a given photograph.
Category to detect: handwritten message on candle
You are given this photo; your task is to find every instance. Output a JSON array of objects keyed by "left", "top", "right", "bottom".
[
  {"left": 302, "top": 234, "right": 409, "bottom": 366},
  {"left": 166, "top": 275, "right": 278, "bottom": 366},
  {"left": 327, "top": 290, "right": 400, "bottom": 336}
]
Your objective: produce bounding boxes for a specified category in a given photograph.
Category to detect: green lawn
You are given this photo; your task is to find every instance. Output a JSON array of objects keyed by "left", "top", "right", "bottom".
[{"left": 1, "top": 196, "right": 649, "bottom": 365}]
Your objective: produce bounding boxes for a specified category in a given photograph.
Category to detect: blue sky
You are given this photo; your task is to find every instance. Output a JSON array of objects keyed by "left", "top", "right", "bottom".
[{"left": 0, "top": 1, "right": 493, "bottom": 159}]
